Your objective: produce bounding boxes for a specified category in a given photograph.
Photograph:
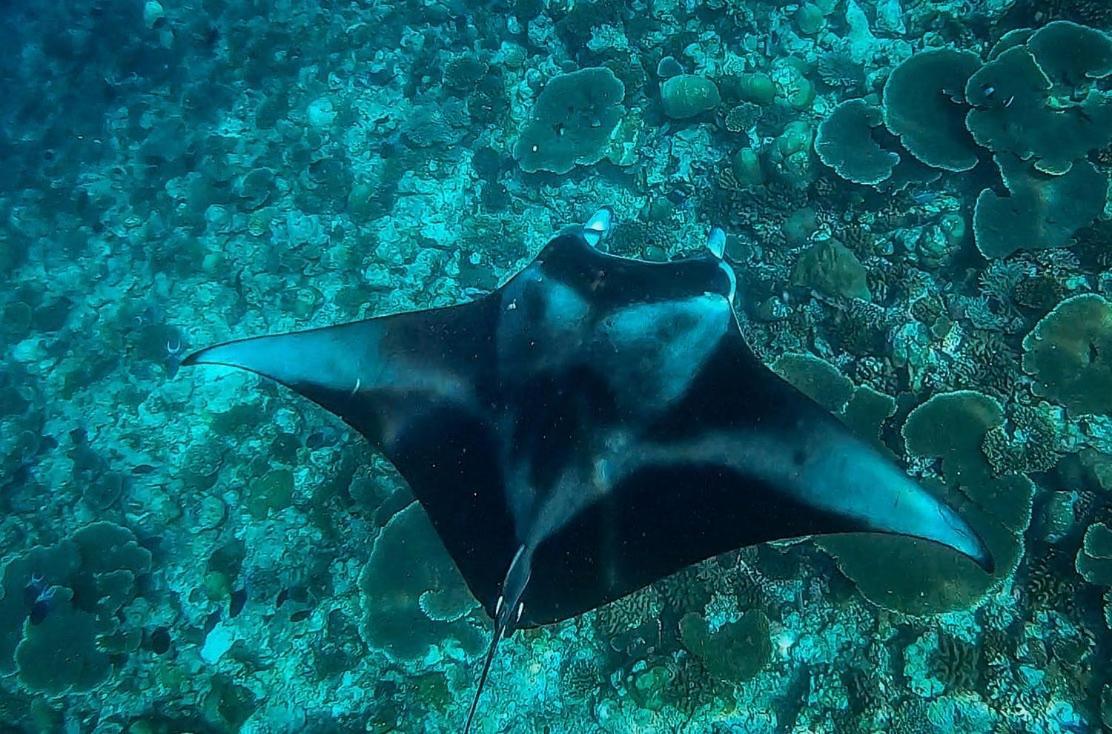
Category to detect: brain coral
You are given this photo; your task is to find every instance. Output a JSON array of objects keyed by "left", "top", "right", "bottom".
[
  {"left": 1021, "top": 293, "right": 1112, "bottom": 416},
  {"left": 882, "top": 48, "right": 982, "bottom": 172},
  {"left": 513, "top": 67, "right": 625, "bottom": 174},
  {"left": 660, "top": 74, "right": 721, "bottom": 119}
]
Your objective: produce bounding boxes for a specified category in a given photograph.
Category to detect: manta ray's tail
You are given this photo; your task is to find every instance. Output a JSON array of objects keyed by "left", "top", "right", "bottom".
[
  {"left": 464, "top": 545, "right": 533, "bottom": 733},
  {"left": 463, "top": 622, "right": 504, "bottom": 734}
]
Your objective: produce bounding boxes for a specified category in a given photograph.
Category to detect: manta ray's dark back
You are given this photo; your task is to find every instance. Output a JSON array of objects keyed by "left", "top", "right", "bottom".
[{"left": 183, "top": 209, "right": 992, "bottom": 733}]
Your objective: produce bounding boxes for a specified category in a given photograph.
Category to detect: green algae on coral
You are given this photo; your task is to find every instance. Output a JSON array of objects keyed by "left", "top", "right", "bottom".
[
  {"left": 973, "top": 154, "right": 1105, "bottom": 259},
  {"left": 513, "top": 67, "right": 625, "bottom": 174},
  {"left": 882, "top": 48, "right": 981, "bottom": 172},
  {"left": 790, "top": 239, "right": 871, "bottom": 301},
  {"left": 815, "top": 99, "right": 901, "bottom": 186},
  {"left": 1022, "top": 293, "right": 1112, "bottom": 415},
  {"left": 679, "top": 610, "right": 770, "bottom": 682}
]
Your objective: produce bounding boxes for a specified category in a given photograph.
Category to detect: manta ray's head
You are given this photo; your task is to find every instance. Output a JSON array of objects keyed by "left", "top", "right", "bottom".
[{"left": 536, "top": 207, "right": 738, "bottom": 312}]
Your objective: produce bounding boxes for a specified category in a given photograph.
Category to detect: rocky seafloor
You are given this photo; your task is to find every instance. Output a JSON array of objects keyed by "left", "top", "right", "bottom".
[{"left": 1, "top": 0, "right": 1111, "bottom": 732}]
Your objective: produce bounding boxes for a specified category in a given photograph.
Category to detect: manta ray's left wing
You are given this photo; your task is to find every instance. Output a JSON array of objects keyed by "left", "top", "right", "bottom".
[{"left": 183, "top": 297, "right": 519, "bottom": 613}]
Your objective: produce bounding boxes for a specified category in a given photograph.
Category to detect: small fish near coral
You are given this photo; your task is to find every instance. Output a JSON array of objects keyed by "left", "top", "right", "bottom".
[{"left": 184, "top": 209, "right": 993, "bottom": 732}]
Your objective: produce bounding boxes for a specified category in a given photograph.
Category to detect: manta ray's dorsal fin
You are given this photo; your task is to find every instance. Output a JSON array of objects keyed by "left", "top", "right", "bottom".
[{"left": 464, "top": 545, "right": 533, "bottom": 734}]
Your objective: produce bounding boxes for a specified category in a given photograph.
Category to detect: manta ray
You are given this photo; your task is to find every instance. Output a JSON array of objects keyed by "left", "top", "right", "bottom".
[{"left": 183, "top": 209, "right": 992, "bottom": 732}]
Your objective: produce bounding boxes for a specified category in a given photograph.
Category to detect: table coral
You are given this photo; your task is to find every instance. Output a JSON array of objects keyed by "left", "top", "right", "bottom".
[
  {"left": 973, "top": 154, "right": 1105, "bottom": 259},
  {"left": 820, "top": 391, "right": 1034, "bottom": 615},
  {"left": 0, "top": 522, "right": 150, "bottom": 694},
  {"left": 882, "top": 48, "right": 982, "bottom": 172},
  {"left": 966, "top": 24, "right": 1112, "bottom": 175},
  {"left": 358, "top": 503, "right": 482, "bottom": 661},
  {"left": 513, "top": 67, "right": 626, "bottom": 174},
  {"left": 815, "top": 99, "right": 901, "bottom": 186},
  {"left": 1022, "top": 293, "right": 1112, "bottom": 415}
]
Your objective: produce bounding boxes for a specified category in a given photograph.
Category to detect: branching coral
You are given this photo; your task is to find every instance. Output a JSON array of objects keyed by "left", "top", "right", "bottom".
[{"left": 817, "top": 49, "right": 865, "bottom": 92}]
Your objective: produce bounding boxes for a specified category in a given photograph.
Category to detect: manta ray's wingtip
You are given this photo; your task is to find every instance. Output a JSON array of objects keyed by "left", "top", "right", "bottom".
[
  {"left": 179, "top": 347, "right": 206, "bottom": 367},
  {"left": 178, "top": 340, "right": 250, "bottom": 370},
  {"left": 950, "top": 511, "right": 995, "bottom": 574}
]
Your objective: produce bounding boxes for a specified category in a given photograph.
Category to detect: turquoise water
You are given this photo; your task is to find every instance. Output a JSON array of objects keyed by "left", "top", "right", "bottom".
[{"left": 1, "top": 1, "right": 1111, "bottom": 732}]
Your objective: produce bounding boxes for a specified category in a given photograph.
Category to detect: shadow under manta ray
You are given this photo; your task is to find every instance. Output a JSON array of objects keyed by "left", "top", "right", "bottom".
[{"left": 183, "top": 208, "right": 993, "bottom": 732}]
